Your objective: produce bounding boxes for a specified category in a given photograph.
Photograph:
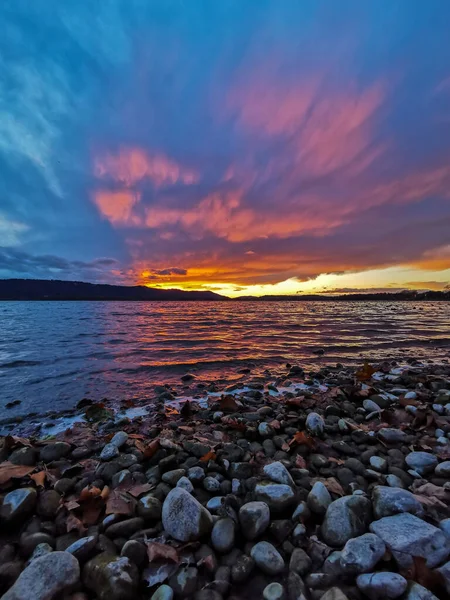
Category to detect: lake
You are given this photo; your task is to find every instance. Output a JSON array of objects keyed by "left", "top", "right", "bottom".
[{"left": 0, "top": 301, "right": 449, "bottom": 418}]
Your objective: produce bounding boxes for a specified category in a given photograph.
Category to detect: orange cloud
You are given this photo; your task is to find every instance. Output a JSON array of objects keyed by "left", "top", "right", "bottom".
[
  {"left": 93, "top": 190, "right": 141, "bottom": 225},
  {"left": 94, "top": 147, "right": 198, "bottom": 187}
]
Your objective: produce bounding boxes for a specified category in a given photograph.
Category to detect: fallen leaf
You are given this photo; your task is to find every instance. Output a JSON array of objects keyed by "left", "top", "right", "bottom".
[
  {"left": 146, "top": 542, "right": 179, "bottom": 563},
  {"left": 197, "top": 554, "right": 216, "bottom": 572},
  {"left": 143, "top": 439, "right": 160, "bottom": 459},
  {"left": 221, "top": 417, "right": 247, "bottom": 431},
  {"left": 355, "top": 362, "right": 375, "bottom": 382},
  {"left": 30, "top": 471, "right": 46, "bottom": 487},
  {"left": 79, "top": 486, "right": 102, "bottom": 502},
  {"left": 127, "top": 483, "right": 153, "bottom": 497},
  {"left": 165, "top": 406, "right": 179, "bottom": 416},
  {"left": 200, "top": 450, "right": 216, "bottom": 463},
  {"left": 0, "top": 462, "right": 34, "bottom": 485},
  {"left": 403, "top": 557, "right": 447, "bottom": 598},
  {"left": 105, "top": 490, "right": 136, "bottom": 515},
  {"left": 289, "top": 431, "right": 315, "bottom": 449},
  {"left": 64, "top": 499, "right": 81, "bottom": 511},
  {"left": 399, "top": 396, "right": 420, "bottom": 408},
  {"left": 216, "top": 395, "right": 242, "bottom": 412},
  {"left": 323, "top": 477, "right": 345, "bottom": 496},
  {"left": 66, "top": 512, "right": 86, "bottom": 535},
  {"left": 281, "top": 442, "right": 291, "bottom": 452}
]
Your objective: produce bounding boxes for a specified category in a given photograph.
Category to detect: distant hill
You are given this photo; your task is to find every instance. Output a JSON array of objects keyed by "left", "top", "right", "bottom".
[
  {"left": 0, "top": 279, "right": 226, "bottom": 301},
  {"left": 0, "top": 279, "right": 448, "bottom": 301}
]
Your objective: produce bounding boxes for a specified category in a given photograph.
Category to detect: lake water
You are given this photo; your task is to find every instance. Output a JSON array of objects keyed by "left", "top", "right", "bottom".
[{"left": 0, "top": 301, "right": 449, "bottom": 418}]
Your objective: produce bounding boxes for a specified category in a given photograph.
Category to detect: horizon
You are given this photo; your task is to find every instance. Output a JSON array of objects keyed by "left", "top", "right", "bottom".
[{"left": 1, "top": 1, "right": 450, "bottom": 297}]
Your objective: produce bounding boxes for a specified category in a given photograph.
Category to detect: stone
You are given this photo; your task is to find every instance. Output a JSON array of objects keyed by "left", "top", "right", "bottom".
[
  {"left": 137, "top": 494, "right": 162, "bottom": 520},
  {"left": 378, "top": 429, "right": 407, "bottom": 443},
  {"left": 435, "top": 461, "right": 450, "bottom": 477},
  {"left": 100, "top": 444, "right": 119, "bottom": 461},
  {"left": 405, "top": 452, "right": 438, "bottom": 475},
  {"left": 105, "top": 517, "right": 144, "bottom": 538},
  {"left": 168, "top": 565, "right": 198, "bottom": 597},
  {"left": 20, "top": 533, "right": 55, "bottom": 557},
  {"left": 307, "top": 482, "right": 332, "bottom": 515},
  {"left": 403, "top": 582, "right": 439, "bottom": 600},
  {"left": 321, "top": 495, "right": 372, "bottom": 547},
  {"left": 83, "top": 553, "right": 139, "bottom": 600},
  {"left": 176, "top": 476, "right": 194, "bottom": 492},
  {"left": 203, "top": 477, "right": 221, "bottom": 493},
  {"left": 372, "top": 486, "right": 423, "bottom": 519},
  {"left": 289, "top": 548, "right": 312, "bottom": 575},
  {"left": 2, "top": 551, "right": 79, "bottom": 600},
  {"left": 9, "top": 447, "right": 37, "bottom": 466},
  {"left": 263, "top": 462, "right": 295, "bottom": 487},
  {"left": 239, "top": 501, "right": 270, "bottom": 540},
  {"left": 340, "top": 533, "right": 386, "bottom": 574},
  {"left": 356, "top": 572, "right": 407, "bottom": 599},
  {"left": 370, "top": 513, "right": 450, "bottom": 568},
  {"left": 110, "top": 431, "right": 128, "bottom": 448},
  {"left": 162, "top": 469, "right": 186, "bottom": 486},
  {"left": 65, "top": 536, "right": 98, "bottom": 562},
  {"left": 229, "top": 462, "right": 252, "bottom": 479},
  {"left": 28, "top": 543, "right": 53, "bottom": 563},
  {"left": 36, "top": 490, "right": 61, "bottom": 519},
  {"left": 206, "top": 497, "right": 225, "bottom": 512},
  {"left": 187, "top": 467, "right": 205, "bottom": 483},
  {"left": 250, "top": 541, "right": 285, "bottom": 575},
  {"left": 151, "top": 585, "right": 174, "bottom": 600},
  {"left": 0, "top": 488, "right": 36, "bottom": 522},
  {"left": 231, "top": 555, "right": 254, "bottom": 583},
  {"left": 121, "top": 540, "right": 147, "bottom": 568},
  {"left": 306, "top": 413, "right": 325, "bottom": 437},
  {"left": 40, "top": 442, "right": 71, "bottom": 462},
  {"left": 319, "top": 588, "right": 350, "bottom": 600},
  {"left": 162, "top": 488, "right": 213, "bottom": 542},
  {"left": 258, "top": 422, "right": 274, "bottom": 437},
  {"left": 369, "top": 456, "right": 387, "bottom": 472},
  {"left": 386, "top": 475, "right": 405, "bottom": 489},
  {"left": 263, "top": 582, "right": 286, "bottom": 600},
  {"left": 194, "top": 592, "right": 222, "bottom": 600},
  {"left": 254, "top": 481, "right": 295, "bottom": 512},
  {"left": 363, "top": 399, "right": 382, "bottom": 413},
  {"left": 211, "top": 518, "right": 235, "bottom": 553}
]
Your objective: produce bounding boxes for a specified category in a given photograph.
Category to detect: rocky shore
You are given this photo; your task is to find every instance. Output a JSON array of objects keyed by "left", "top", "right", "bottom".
[{"left": 1, "top": 359, "right": 450, "bottom": 600}]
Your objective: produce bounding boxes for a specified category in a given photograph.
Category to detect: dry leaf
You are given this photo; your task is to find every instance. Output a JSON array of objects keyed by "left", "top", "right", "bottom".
[
  {"left": 323, "top": 477, "right": 345, "bottom": 496},
  {"left": 146, "top": 542, "right": 179, "bottom": 563},
  {"left": 216, "top": 395, "right": 242, "bottom": 412},
  {"left": 284, "top": 396, "right": 304, "bottom": 407},
  {"left": 105, "top": 490, "right": 135, "bottom": 515},
  {"left": 143, "top": 439, "right": 160, "bottom": 459},
  {"left": 79, "top": 486, "right": 102, "bottom": 502},
  {"left": 221, "top": 417, "right": 247, "bottom": 431},
  {"left": 64, "top": 499, "right": 80, "bottom": 511},
  {"left": 200, "top": 450, "right": 216, "bottom": 463},
  {"left": 66, "top": 512, "right": 86, "bottom": 535},
  {"left": 289, "top": 431, "right": 315, "bottom": 449},
  {"left": 0, "top": 462, "right": 34, "bottom": 485},
  {"left": 127, "top": 483, "right": 153, "bottom": 497},
  {"left": 165, "top": 406, "right": 179, "bottom": 416},
  {"left": 30, "top": 471, "right": 46, "bottom": 487},
  {"left": 269, "top": 420, "right": 281, "bottom": 430},
  {"left": 355, "top": 362, "right": 375, "bottom": 382}
]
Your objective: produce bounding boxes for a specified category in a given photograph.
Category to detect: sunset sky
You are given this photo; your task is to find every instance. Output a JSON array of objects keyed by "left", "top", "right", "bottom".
[{"left": 1, "top": 1, "right": 450, "bottom": 297}]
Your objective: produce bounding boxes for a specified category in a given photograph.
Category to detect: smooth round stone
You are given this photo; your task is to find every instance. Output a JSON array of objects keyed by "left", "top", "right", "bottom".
[
  {"left": 386, "top": 475, "right": 405, "bottom": 489},
  {"left": 306, "top": 412, "right": 325, "bottom": 436},
  {"left": 250, "top": 541, "right": 285, "bottom": 575},
  {"left": 263, "top": 582, "right": 286, "bottom": 600},
  {"left": 435, "top": 461, "right": 450, "bottom": 477},
  {"left": 258, "top": 423, "right": 274, "bottom": 437},
  {"left": 357, "top": 572, "right": 408, "bottom": 598},
  {"left": 211, "top": 518, "right": 235, "bottom": 553},
  {"left": 83, "top": 553, "right": 139, "bottom": 600},
  {"left": 0, "top": 488, "right": 37, "bottom": 522},
  {"left": 162, "top": 469, "right": 186, "bottom": 486},
  {"left": 187, "top": 466, "right": 205, "bottom": 483},
  {"left": 405, "top": 452, "right": 438, "bottom": 475},
  {"left": 176, "top": 476, "right": 194, "bottom": 492},
  {"left": 110, "top": 431, "right": 128, "bottom": 448},
  {"left": 121, "top": 540, "right": 147, "bottom": 567},
  {"left": 321, "top": 495, "right": 372, "bottom": 547},
  {"left": 239, "top": 502, "right": 270, "bottom": 540},
  {"left": 100, "top": 443, "right": 119, "bottom": 461},
  {"left": 206, "top": 497, "right": 225, "bottom": 512},
  {"left": 263, "top": 462, "right": 295, "bottom": 487},
  {"left": 340, "top": 533, "right": 386, "bottom": 574},
  {"left": 370, "top": 456, "right": 387, "bottom": 473},
  {"left": 203, "top": 477, "right": 221, "bottom": 493},
  {"left": 307, "top": 481, "right": 332, "bottom": 515},
  {"left": 363, "top": 400, "right": 382, "bottom": 413},
  {"left": 137, "top": 494, "right": 162, "bottom": 520},
  {"left": 151, "top": 584, "right": 174, "bottom": 600},
  {"left": 65, "top": 535, "right": 98, "bottom": 562},
  {"left": 372, "top": 486, "right": 423, "bottom": 519},
  {"left": 162, "top": 488, "right": 213, "bottom": 542},
  {"left": 254, "top": 482, "right": 295, "bottom": 512}
]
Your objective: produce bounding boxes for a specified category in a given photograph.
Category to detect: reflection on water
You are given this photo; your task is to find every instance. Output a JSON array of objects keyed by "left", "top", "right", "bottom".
[{"left": 0, "top": 301, "right": 449, "bottom": 416}]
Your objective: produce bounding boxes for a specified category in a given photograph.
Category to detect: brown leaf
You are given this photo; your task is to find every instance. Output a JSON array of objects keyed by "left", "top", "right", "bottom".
[
  {"left": 64, "top": 499, "right": 80, "bottom": 511},
  {"left": 216, "top": 395, "right": 242, "bottom": 412},
  {"left": 200, "top": 450, "right": 216, "bottom": 463},
  {"left": 165, "top": 406, "right": 179, "bottom": 416},
  {"left": 143, "top": 439, "right": 160, "bottom": 459},
  {"left": 79, "top": 486, "right": 102, "bottom": 502},
  {"left": 399, "top": 396, "right": 420, "bottom": 408},
  {"left": 404, "top": 557, "right": 447, "bottom": 597},
  {"left": 323, "top": 477, "right": 345, "bottom": 497},
  {"left": 197, "top": 554, "right": 216, "bottom": 572},
  {"left": 127, "top": 483, "right": 153, "bottom": 498},
  {"left": 355, "top": 361, "right": 375, "bottom": 382},
  {"left": 221, "top": 416, "right": 247, "bottom": 431},
  {"left": 30, "top": 471, "right": 46, "bottom": 487},
  {"left": 147, "top": 542, "right": 179, "bottom": 563},
  {"left": 105, "top": 490, "right": 135, "bottom": 515},
  {"left": 281, "top": 442, "right": 291, "bottom": 452},
  {"left": 289, "top": 431, "right": 315, "bottom": 449},
  {"left": 0, "top": 462, "right": 34, "bottom": 485},
  {"left": 284, "top": 396, "right": 304, "bottom": 407},
  {"left": 66, "top": 512, "right": 86, "bottom": 535}
]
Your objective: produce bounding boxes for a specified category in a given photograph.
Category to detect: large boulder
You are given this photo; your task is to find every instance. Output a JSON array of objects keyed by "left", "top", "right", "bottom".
[
  {"left": 162, "top": 488, "right": 213, "bottom": 542},
  {"left": 2, "top": 551, "right": 79, "bottom": 600},
  {"left": 370, "top": 513, "right": 450, "bottom": 568},
  {"left": 321, "top": 495, "right": 372, "bottom": 547}
]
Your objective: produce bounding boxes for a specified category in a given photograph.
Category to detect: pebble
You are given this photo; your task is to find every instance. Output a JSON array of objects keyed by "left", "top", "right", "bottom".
[
  {"left": 162, "top": 488, "right": 213, "bottom": 542},
  {"left": 289, "top": 548, "right": 312, "bottom": 575},
  {"left": 263, "top": 461, "right": 295, "bottom": 487},
  {"left": 250, "top": 541, "right": 285, "bottom": 575},
  {"left": 370, "top": 512, "right": 450, "bottom": 568},
  {"left": 321, "top": 495, "right": 372, "bottom": 547},
  {"left": 120, "top": 540, "right": 147, "bottom": 567},
  {"left": 372, "top": 486, "right": 423, "bottom": 519},
  {"left": 319, "top": 588, "right": 350, "bottom": 600},
  {"left": 369, "top": 456, "right": 387, "bottom": 472},
  {"left": 65, "top": 536, "right": 98, "bottom": 562},
  {"left": 435, "top": 461, "right": 450, "bottom": 477},
  {"left": 211, "top": 518, "right": 235, "bottom": 553},
  {"left": 176, "top": 476, "right": 194, "bottom": 492},
  {"left": 403, "top": 582, "right": 440, "bottom": 599},
  {"left": 239, "top": 501, "right": 270, "bottom": 540},
  {"left": 105, "top": 517, "right": 144, "bottom": 538},
  {"left": 2, "top": 551, "right": 80, "bottom": 600},
  {"left": 378, "top": 429, "right": 407, "bottom": 443},
  {"left": 39, "top": 442, "right": 71, "bottom": 462},
  {"left": 137, "top": 494, "right": 162, "bottom": 520},
  {"left": 356, "top": 572, "right": 407, "bottom": 598},
  {"left": 100, "top": 444, "right": 119, "bottom": 461},
  {"left": 363, "top": 400, "right": 382, "bottom": 413},
  {"left": 0, "top": 488, "right": 37, "bottom": 522},
  {"left": 110, "top": 431, "right": 128, "bottom": 448},
  {"left": 306, "top": 412, "right": 325, "bottom": 436},
  {"left": 9, "top": 447, "right": 37, "bottom": 466},
  {"left": 83, "top": 553, "right": 139, "bottom": 600},
  {"left": 168, "top": 565, "right": 198, "bottom": 597},
  {"left": 258, "top": 423, "right": 274, "bottom": 437},
  {"left": 405, "top": 452, "right": 438, "bottom": 475},
  {"left": 254, "top": 482, "right": 295, "bottom": 512},
  {"left": 263, "top": 582, "right": 285, "bottom": 600},
  {"left": 151, "top": 585, "right": 174, "bottom": 600},
  {"left": 340, "top": 533, "right": 386, "bottom": 574},
  {"left": 162, "top": 469, "right": 186, "bottom": 486},
  {"left": 307, "top": 481, "right": 332, "bottom": 515}
]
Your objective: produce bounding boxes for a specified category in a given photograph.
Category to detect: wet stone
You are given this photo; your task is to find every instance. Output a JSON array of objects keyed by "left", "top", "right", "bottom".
[
  {"left": 100, "top": 444, "right": 119, "bottom": 461},
  {"left": 65, "top": 535, "right": 98, "bottom": 562},
  {"left": 263, "top": 582, "right": 286, "bottom": 600},
  {"left": 211, "top": 518, "right": 235, "bottom": 553},
  {"left": 137, "top": 494, "right": 162, "bottom": 520},
  {"left": 263, "top": 461, "right": 295, "bottom": 487},
  {"left": 105, "top": 517, "right": 144, "bottom": 538},
  {"left": 9, "top": 447, "right": 36, "bottom": 466},
  {"left": 37, "top": 490, "right": 61, "bottom": 519},
  {"left": 0, "top": 488, "right": 37, "bottom": 523},
  {"left": 405, "top": 452, "right": 438, "bottom": 475}
]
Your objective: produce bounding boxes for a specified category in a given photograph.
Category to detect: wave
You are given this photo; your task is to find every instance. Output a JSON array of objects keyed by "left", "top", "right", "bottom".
[{"left": 0, "top": 359, "right": 42, "bottom": 368}]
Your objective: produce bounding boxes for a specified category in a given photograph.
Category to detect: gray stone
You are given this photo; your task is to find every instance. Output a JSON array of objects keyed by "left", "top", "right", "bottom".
[
  {"left": 319, "top": 588, "right": 350, "bottom": 600},
  {"left": 151, "top": 585, "right": 174, "bottom": 600},
  {"left": 250, "top": 541, "right": 285, "bottom": 575},
  {"left": 83, "top": 553, "right": 139, "bottom": 600},
  {"left": 403, "top": 582, "right": 439, "bottom": 600},
  {"left": 110, "top": 431, "right": 128, "bottom": 448},
  {"left": 307, "top": 482, "right": 332, "bottom": 515},
  {"left": 187, "top": 467, "right": 205, "bottom": 484},
  {"left": 405, "top": 452, "right": 438, "bottom": 475},
  {"left": 0, "top": 488, "right": 36, "bottom": 522},
  {"left": 364, "top": 400, "right": 382, "bottom": 413},
  {"left": 369, "top": 456, "right": 387, "bottom": 472},
  {"left": 263, "top": 462, "right": 295, "bottom": 487},
  {"left": 254, "top": 481, "right": 295, "bottom": 512},
  {"left": 121, "top": 540, "right": 147, "bottom": 567},
  {"left": 105, "top": 517, "right": 144, "bottom": 538},
  {"left": 370, "top": 513, "right": 450, "bottom": 568},
  {"left": 263, "top": 582, "right": 286, "bottom": 600},
  {"left": 435, "top": 560, "right": 450, "bottom": 594},
  {"left": 356, "top": 572, "right": 407, "bottom": 598},
  {"left": 168, "top": 565, "right": 198, "bottom": 597},
  {"left": 19, "top": 533, "right": 55, "bottom": 557},
  {"left": 137, "top": 494, "right": 162, "bottom": 520},
  {"left": 440, "top": 518, "right": 450, "bottom": 539},
  {"left": 372, "top": 486, "right": 423, "bottom": 519},
  {"left": 65, "top": 535, "right": 98, "bottom": 562},
  {"left": 239, "top": 501, "right": 270, "bottom": 540},
  {"left": 100, "top": 443, "right": 119, "bottom": 461},
  {"left": 2, "top": 551, "right": 79, "bottom": 600},
  {"left": 162, "top": 469, "right": 186, "bottom": 486},
  {"left": 378, "top": 429, "right": 407, "bottom": 443},
  {"left": 206, "top": 497, "right": 225, "bottom": 512},
  {"left": 36, "top": 490, "right": 61, "bottom": 519},
  {"left": 162, "top": 488, "right": 213, "bottom": 542},
  {"left": 39, "top": 442, "right": 71, "bottom": 462},
  {"left": 386, "top": 474, "right": 405, "bottom": 489},
  {"left": 435, "top": 461, "right": 450, "bottom": 477},
  {"left": 211, "top": 518, "right": 235, "bottom": 553},
  {"left": 231, "top": 555, "right": 254, "bottom": 583},
  {"left": 306, "top": 412, "right": 325, "bottom": 436},
  {"left": 258, "top": 423, "right": 274, "bottom": 437},
  {"left": 203, "top": 476, "right": 221, "bottom": 493},
  {"left": 9, "top": 447, "right": 36, "bottom": 466},
  {"left": 27, "top": 543, "right": 53, "bottom": 564},
  {"left": 321, "top": 495, "right": 372, "bottom": 547},
  {"left": 176, "top": 476, "right": 194, "bottom": 492},
  {"left": 340, "top": 533, "right": 385, "bottom": 574},
  {"left": 289, "top": 548, "right": 312, "bottom": 575}
]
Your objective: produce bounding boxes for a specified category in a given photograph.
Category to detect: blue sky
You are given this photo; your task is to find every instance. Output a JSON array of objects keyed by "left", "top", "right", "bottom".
[{"left": 1, "top": 0, "right": 450, "bottom": 295}]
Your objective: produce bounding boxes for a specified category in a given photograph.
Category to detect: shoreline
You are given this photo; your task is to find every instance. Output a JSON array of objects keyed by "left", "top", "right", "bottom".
[{"left": 0, "top": 359, "right": 450, "bottom": 599}]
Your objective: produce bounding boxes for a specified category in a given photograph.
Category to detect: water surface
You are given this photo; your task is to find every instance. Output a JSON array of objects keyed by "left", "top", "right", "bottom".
[{"left": 0, "top": 301, "right": 449, "bottom": 418}]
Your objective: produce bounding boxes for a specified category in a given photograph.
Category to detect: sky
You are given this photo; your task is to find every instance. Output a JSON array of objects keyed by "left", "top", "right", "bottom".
[{"left": 1, "top": 0, "right": 450, "bottom": 297}]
